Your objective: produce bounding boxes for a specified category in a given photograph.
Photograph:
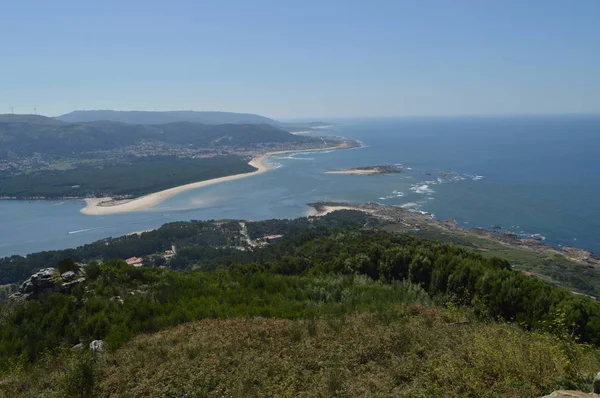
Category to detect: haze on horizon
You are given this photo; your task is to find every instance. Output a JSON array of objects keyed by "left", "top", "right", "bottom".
[{"left": 2, "top": 0, "right": 599, "bottom": 120}]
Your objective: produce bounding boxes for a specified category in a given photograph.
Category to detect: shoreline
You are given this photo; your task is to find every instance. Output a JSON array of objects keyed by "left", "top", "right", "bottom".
[
  {"left": 80, "top": 142, "right": 354, "bottom": 216},
  {"left": 307, "top": 201, "right": 600, "bottom": 268}
]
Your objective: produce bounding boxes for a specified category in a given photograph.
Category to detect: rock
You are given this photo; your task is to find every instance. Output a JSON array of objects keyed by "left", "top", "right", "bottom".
[
  {"left": 89, "top": 340, "right": 104, "bottom": 355},
  {"left": 594, "top": 372, "right": 600, "bottom": 394},
  {"left": 61, "top": 271, "right": 76, "bottom": 282},
  {"left": 13, "top": 267, "right": 89, "bottom": 300},
  {"left": 21, "top": 281, "right": 35, "bottom": 293},
  {"left": 543, "top": 391, "right": 598, "bottom": 397},
  {"left": 29, "top": 268, "right": 57, "bottom": 289},
  {"left": 8, "top": 292, "right": 31, "bottom": 301},
  {"left": 14, "top": 268, "right": 59, "bottom": 299},
  {"left": 61, "top": 277, "right": 86, "bottom": 292},
  {"left": 71, "top": 343, "right": 84, "bottom": 350}
]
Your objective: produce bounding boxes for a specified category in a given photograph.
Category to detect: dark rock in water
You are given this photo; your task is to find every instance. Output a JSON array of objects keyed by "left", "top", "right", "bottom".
[
  {"left": 61, "top": 271, "right": 76, "bottom": 282},
  {"left": 491, "top": 225, "right": 502, "bottom": 229}
]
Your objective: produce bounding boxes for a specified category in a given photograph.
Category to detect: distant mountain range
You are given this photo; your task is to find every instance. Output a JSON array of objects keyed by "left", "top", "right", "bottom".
[
  {"left": 0, "top": 114, "right": 316, "bottom": 158},
  {"left": 57, "top": 110, "right": 280, "bottom": 126},
  {"left": 55, "top": 110, "right": 332, "bottom": 132}
]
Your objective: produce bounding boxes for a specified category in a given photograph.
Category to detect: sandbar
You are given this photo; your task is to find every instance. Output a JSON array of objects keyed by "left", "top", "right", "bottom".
[{"left": 81, "top": 142, "right": 352, "bottom": 215}]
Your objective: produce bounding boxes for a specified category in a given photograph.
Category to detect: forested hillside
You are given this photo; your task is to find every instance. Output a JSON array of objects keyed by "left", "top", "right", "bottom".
[
  {"left": 0, "top": 115, "right": 312, "bottom": 158},
  {"left": 0, "top": 211, "right": 377, "bottom": 285},
  {"left": 0, "top": 155, "right": 255, "bottom": 199},
  {"left": 3, "top": 224, "right": 600, "bottom": 396}
]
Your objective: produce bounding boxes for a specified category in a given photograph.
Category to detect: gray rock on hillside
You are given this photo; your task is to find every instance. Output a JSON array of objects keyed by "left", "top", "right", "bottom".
[
  {"left": 61, "top": 277, "right": 86, "bottom": 293},
  {"left": 61, "top": 271, "right": 76, "bottom": 281},
  {"left": 542, "top": 392, "right": 599, "bottom": 397},
  {"left": 541, "top": 373, "right": 600, "bottom": 397},
  {"left": 9, "top": 268, "right": 58, "bottom": 300},
  {"left": 29, "top": 268, "right": 57, "bottom": 288},
  {"left": 90, "top": 340, "right": 104, "bottom": 355},
  {"left": 9, "top": 266, "right": 86, "bottom": 301},
  {"left": 594, "top": 372, "right": 600, "bottom": 394}
]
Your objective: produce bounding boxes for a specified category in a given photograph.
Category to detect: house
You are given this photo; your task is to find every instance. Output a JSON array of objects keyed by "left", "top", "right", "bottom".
[
  {"left": 263, "top": 234, "right": 284, "bottom": 243},
  {"left": 125, "top": 257, "right": 144, "bottom": 267}
]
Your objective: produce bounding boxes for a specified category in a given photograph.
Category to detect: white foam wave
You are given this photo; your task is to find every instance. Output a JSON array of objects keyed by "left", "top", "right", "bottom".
[
  {"left": 68, "top": 228, "right": 95, "bottom": 235},
  {"left": 401, "top": 202, "right": 420, "bottom": 209},
  {"left": 410, "top": 184, "right": 435, "bottom": 195},
  {"left": 274, "top": 155, "right": 315, "bottom": 160}
]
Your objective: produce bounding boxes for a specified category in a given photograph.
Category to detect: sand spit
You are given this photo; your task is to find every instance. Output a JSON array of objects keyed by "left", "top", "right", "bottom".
[{"left": 81, "top": 142, "right": 353, "bottom": 216}]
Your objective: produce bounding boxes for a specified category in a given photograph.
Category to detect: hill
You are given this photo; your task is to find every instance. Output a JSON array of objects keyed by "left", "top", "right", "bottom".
[
  {"left": 0, "top": 117, "right": 311, "bottom": 158},
  {"left": 57, "top": 110, "right": 281, "bottom": 126},
  {"left": 0, "top": 114, "right": 65, "bottom": 125},
  {"left": 0, "top": 116, "right": 347, "bottom": 201},
  {"left": 3, "top": 216, "right": 600, "bottom": 396}
]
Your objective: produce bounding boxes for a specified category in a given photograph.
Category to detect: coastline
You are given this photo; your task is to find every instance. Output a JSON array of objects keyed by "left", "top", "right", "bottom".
[
  {"left": 80, "top": 142, "right": 354, "bottom": 216},
  {"left": 306, "top": 205, "right": 370, "bottom": 217},
  {"left": 307, "top": 201, "right": 600, "bottom": 269}
]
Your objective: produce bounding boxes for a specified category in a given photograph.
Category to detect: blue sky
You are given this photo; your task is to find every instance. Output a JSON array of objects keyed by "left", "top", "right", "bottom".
[{"left": 2, "top": 0, "right": 599, "bottom": 119}]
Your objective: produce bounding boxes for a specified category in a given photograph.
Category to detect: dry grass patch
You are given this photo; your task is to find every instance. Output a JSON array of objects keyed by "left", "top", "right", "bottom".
[{"left": 91, "top": 306, "right": 600, "bottom": 398}]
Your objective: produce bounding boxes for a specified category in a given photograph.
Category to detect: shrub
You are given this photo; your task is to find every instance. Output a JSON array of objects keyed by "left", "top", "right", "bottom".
[
  {"left": 57, "top": 259, "right": 78, "bottom": 274},
  {"left": 61, "top": 351, "right": 97, "bottom": 398}
]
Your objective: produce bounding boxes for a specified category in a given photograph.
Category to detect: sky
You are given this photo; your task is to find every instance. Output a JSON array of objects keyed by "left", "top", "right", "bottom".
[{"left": 1, "top": 0, "right": 599, "bottom": 119}]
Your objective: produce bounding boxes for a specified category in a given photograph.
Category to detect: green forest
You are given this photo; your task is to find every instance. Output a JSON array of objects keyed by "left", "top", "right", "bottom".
[
  {"left": 0, "top": 211, "right": 377, "bottom": 285},
  {"left": 0, "top": 155, "right": 255, "bottom": 199},
  {"left": 3, "top": 214, "right": 600, "bottom": 396}
]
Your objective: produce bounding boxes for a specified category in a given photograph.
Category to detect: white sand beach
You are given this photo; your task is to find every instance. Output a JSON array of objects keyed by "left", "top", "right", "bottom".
[{"left": 81, "top": 142, "right": 352, "bottom": 215}]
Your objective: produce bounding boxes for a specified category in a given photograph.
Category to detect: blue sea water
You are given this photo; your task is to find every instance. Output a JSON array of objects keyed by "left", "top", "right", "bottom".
[{"left": 0, "top": 115, "right": 598, "bottom": 258}]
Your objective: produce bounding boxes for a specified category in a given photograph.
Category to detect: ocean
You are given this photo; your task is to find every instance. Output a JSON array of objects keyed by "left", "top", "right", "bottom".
[{"left": 0, "top": 115, "right": 598, "bottom": 258}]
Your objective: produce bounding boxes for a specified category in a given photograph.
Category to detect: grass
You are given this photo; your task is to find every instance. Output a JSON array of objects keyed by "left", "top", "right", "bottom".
[{"left": 3, "top": 305, "right": 600, "bottom": 398}]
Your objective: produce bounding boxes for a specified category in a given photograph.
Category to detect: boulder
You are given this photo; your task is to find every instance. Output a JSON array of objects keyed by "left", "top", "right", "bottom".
[
  {"left": 61, "top": 277, "right": 86, "bottom": 292},
  {"left": 89, "top": 340, "right": 104, "bottom": 355},
  {"left": 71, "top": 343, "right": 84, "bottom": 350},
  {"left": 21, "top": 281, "right": 35, "bottom": 293},
  {"left": 13, "top": 268, "right": 59, "bottom": 300},
  {"left": 542, "top": 391, "right": 599, "bottom": 398},
  {"left": 8, "top": 292, "right": 31, "bottom": 301},
  {"left": 594, "top": 372, "right": 600, "bottom": 394},
  {"left": 61, "top": 271, "right": 76, "bottom": 282},
  {"left": 29, "top": 268, "right": 57, "bottom": 289}
]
